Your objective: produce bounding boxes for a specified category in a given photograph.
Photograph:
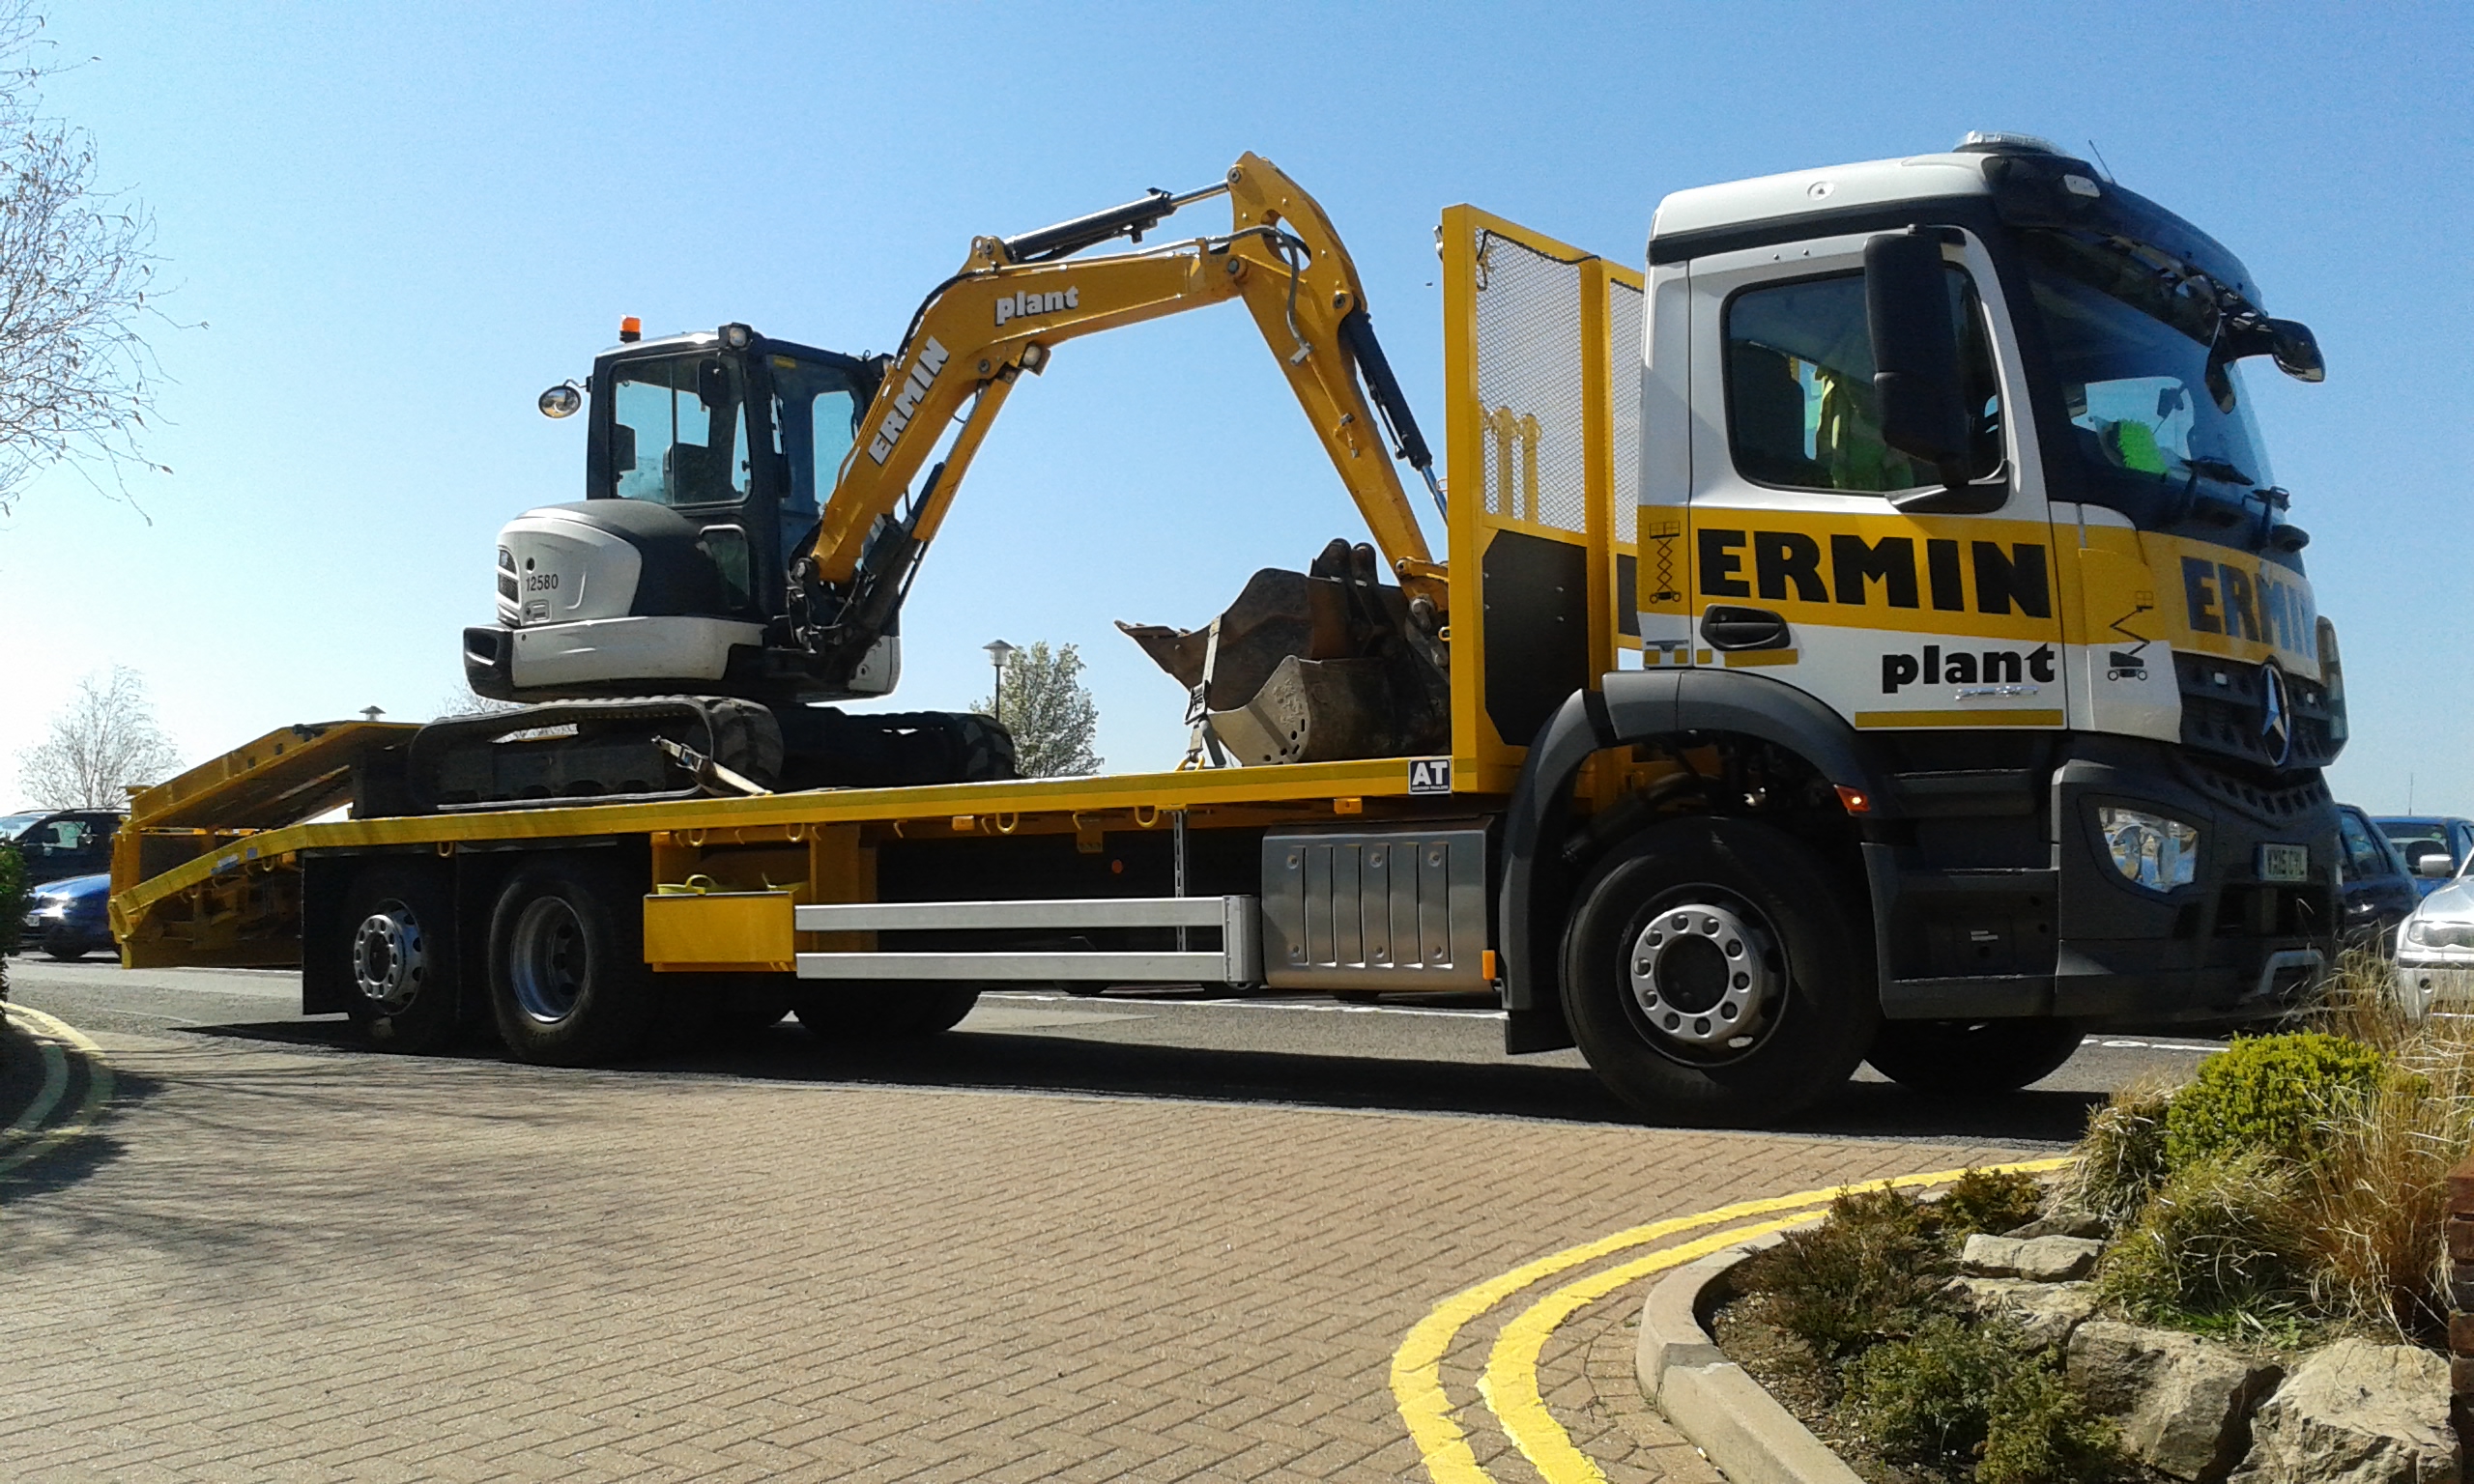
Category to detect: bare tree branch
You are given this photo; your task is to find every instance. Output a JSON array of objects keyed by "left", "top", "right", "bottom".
[
  {"left": 15, "top": 663, "right": 181, "bottom": 808},
  {"left": 0, "top": 3, "right": 173, "bottom": 516}
]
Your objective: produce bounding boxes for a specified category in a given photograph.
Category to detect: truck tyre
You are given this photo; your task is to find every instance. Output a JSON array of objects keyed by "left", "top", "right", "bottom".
[
  {"left": 662, "top": 973, "right": 794, "bottom": 1045},
  {"left": 1865, "top": 1019, "right": 2086, "bottom": 1098},
  {"left": 487, "top": 856, "right": 658, "bottom": 1066},
  {"left": 793, "top": 984, "right": 981, "bottom": 1039},
  {"left": 340, "top": 862, "right": 463, "bottom": 1054},
  {"left": 1562, "top": 818, "right": 1878, "bottom": 1127}
]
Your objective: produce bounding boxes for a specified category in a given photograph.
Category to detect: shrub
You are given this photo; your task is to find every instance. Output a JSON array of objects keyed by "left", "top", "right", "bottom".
[
  {"left": 2055, "top": 1075, "right": 2174, "bottom": 1227},
  {"left": 2162, "top": 1031, "right": 2390, "bottom": 1170},
  {"left": 0, "top": 842, "right": 23, "bottom": 994},
  {"left": 1939, "top": 1166, "right": 2043, "bottom": 1238},
  {"left": 2097, "top": 1148, "right": 2313, "bottom": 1334},
  {"left": 1738, "top": 1184, "right": 1951, "bottom": 1362},
  {"left": 1978, "top": 1361, "right": 2122, "bottom": 1484},
  {"left": 1838, "top": 1312, "right": 2011, "bottom": 1466}
]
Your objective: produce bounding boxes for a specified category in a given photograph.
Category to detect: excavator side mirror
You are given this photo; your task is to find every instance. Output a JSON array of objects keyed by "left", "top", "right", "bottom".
[{"left": 1865, "top": 232, "right": 1969, "bottom": 478}]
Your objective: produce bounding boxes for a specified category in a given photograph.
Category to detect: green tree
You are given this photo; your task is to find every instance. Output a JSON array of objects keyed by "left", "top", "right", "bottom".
[{"left": 976, "top": 642, "right": 1102, "bottom": 778}]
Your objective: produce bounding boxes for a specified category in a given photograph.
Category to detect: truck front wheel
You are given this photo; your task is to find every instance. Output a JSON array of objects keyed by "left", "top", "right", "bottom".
[
  {"left": 487, "top": 857, "right": 658, "bottom": 1066},
  {"left": 341, "top": 863, "right": 462, "bottom": 1054},
  {"left": 1864, "top": 1019, "right": 2086, "bottom": 1097},
  {"left": 1562, "top": 818, "right": 1878, "bottom": 1127}
]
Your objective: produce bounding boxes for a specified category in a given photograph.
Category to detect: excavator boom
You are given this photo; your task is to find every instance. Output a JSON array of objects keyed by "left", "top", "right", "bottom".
[{"left": 802, "top": 154, "right": 1446, "bottom": 656}]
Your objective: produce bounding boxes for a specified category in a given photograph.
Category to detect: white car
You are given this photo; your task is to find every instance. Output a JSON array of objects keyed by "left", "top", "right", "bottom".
[{"left": 2395, "top": 859, "right": 2474, "bottom": 1015}]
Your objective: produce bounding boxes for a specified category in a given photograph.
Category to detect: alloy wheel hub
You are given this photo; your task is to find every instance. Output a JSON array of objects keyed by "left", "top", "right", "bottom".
[
  {"left": 351, "top": 904, "right": 425, "bottom": 1012},
  {"left": 1626, "top": 900, "right": 1779, "bottom": 1046}
]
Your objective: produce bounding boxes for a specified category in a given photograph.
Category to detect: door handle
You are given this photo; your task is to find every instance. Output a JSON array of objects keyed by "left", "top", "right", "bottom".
[{"left": 1700, "top": 606, "right": 1792, "bottom": 651}]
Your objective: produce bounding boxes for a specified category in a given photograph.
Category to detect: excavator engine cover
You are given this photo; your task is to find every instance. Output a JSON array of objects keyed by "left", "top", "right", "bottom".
[{"left": 1119, "top": 540, "right": 1449, "bottom": 765}]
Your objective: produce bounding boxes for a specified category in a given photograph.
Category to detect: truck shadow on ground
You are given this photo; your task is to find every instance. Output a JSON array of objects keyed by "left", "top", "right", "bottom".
[{"left": 194, "top": 1017, "right": 2099, "bottom": 1147}]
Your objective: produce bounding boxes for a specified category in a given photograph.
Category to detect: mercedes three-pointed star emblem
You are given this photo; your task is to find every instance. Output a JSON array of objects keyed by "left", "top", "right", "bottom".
[{"left": 2258, "top": 663, "right": 2293, "bottom": 767}]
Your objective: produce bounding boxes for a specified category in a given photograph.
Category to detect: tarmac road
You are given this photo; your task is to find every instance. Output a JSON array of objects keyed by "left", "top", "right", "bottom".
[{"left": 3, "top": 954, "right": 2226, "bottom": 1142}]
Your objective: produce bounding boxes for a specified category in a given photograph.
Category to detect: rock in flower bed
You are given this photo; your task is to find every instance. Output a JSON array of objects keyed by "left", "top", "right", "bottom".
[{"left": 1707, "top": 969, "right": 2470, "bottom": 1484}]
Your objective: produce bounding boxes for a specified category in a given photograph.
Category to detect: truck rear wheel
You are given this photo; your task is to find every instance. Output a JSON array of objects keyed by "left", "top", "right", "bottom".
[
  {"left": 793, "top": 984, "right": 981, "bottom": 1039},
  {"left": 1865, "top": 1019, "right": 2086, "bottom": 1097},
  {"left": 1562, "top": 818, "right": 1878, "bottom": 1127},
  {"left": 340, "top": 863, "right": 463, "bottom": 1053},
  {"left": 487, "top": 856, "right": 657, "bottom": 1066}
]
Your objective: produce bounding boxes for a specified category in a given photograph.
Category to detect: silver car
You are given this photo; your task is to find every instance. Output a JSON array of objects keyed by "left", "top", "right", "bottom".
[{"left": 2396, "top": 856, "right": 2474, "bottom": 1015}]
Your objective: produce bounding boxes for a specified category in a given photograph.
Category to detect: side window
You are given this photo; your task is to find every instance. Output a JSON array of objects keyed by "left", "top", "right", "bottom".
[
  {"left": 610, "top": 357, "right": 753, "bottom": 507},
  {"left": 767, "top": 356, "right": 860, "bottom": 558},
  {"left": 2338, "top": 812, "right": 2386, "bottom": 882},
  {"left": 1724, "top": 267, "right": 2000, "bottom": 493}
]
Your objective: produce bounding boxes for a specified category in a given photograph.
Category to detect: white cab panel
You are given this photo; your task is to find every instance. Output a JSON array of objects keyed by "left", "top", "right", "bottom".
[{"left": 508, "top": 615, "right": 763, "bottom": 689}]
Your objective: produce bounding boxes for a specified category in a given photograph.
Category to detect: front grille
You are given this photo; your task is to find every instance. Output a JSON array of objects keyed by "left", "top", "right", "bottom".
[
  {"left": 2175, "top": 653, "right": 2338, "bottom": 771},
  {"left": 2179, "top": 753, "right": 2332, "bottom": 825}
]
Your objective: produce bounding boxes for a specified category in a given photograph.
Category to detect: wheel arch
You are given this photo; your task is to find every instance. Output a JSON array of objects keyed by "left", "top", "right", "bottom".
[{"left": 1498, "top": 669, "right": 1896, "bottom": 1052}]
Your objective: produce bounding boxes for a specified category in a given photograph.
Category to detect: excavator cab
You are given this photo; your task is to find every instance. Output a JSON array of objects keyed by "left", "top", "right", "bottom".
[{"left": 466, "top": 328, "right": 888, "bottom": 707}]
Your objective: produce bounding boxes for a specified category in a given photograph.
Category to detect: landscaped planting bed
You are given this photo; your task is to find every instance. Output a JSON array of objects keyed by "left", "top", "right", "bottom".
[{"left": 1702, "top": 960, "right": 2466, "bottom": 1484}]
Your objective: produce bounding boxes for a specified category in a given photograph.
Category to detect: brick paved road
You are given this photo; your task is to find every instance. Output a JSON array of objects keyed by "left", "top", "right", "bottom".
[{"left": 0, "top": 998, "right": 2049, "bottom": 1482}]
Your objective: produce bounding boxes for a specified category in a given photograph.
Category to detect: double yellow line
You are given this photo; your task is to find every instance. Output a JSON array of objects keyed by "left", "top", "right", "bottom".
[
  {"left": 1390, "top": 1156, "right": 2072, "bottom": 1484},
  {"left": 0, "top": 1002, "right": 115, "bottom": 1179}
]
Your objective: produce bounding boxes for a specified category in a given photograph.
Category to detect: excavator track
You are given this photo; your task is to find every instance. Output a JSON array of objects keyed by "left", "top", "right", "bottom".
[
  {"left": 369, "top": 699, "right": 1019, "bottom": 815},
  {"left": 398, "top": 697, "right": 784, "bottom": 813}
]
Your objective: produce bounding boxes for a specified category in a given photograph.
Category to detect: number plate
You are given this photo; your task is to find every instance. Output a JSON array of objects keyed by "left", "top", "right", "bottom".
[{"left": 2258, "top": 843, "right": 2311, "bottom": 882}]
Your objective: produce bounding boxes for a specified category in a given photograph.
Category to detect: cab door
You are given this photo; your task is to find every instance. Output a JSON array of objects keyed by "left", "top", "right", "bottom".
[{"left": 1679, "top": 230, "right": 2066, "bottom": 734}]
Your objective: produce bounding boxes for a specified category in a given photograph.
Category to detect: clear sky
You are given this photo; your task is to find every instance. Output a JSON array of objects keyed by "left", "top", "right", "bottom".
[{"left": 3, "top": 2, "right": 2467, "bottom": 813}]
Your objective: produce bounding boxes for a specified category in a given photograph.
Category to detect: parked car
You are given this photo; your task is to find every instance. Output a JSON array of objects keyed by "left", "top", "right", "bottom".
[
  {"left": 2396, "top": 853, "right": 2474, "bottom": 1017},
  {"left": 2374, "top": 815, "right": 2474, "bottom": 898},
  {"left": 16, "top": 872, "right": 113, "bottom": 960},
  {"left": 0, "top": 809, "right": 123, "bottom": 882},
  {"left": 2339, "top": 804, "right": 2421, "bottom": 953}
]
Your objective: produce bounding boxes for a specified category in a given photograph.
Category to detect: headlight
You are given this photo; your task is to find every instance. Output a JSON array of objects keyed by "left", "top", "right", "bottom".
[
  {"left": 2100, "top": 807, "right": 2200, "bottom": 891},
  {"left": 2406, "top": 920, "right": 2474, "bottom": 949}
]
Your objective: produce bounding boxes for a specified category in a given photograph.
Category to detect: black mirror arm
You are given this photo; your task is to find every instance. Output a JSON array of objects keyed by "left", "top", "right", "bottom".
[{"left": 1890, "top": 461, "right": 2011, "bottom": 515}]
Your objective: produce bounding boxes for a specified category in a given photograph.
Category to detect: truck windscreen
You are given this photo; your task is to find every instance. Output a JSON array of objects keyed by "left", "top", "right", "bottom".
[{"left": 2022, "top": 228, "right": 2279, "bottom": 535}]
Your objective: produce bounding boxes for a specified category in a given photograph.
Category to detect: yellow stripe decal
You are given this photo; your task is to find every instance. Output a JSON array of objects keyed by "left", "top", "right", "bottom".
[
  {"left": 1853, "top": 708, "right": 2064, "bottom": 728},
  {"left": 1393, "top": 1156, "right": 2072, "bottom": 1484}
]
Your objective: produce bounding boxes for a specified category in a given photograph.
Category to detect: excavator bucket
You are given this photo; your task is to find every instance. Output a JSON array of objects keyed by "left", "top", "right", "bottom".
[{"left": 1118, "top": 540, "right": 1450, "bottom": 765}]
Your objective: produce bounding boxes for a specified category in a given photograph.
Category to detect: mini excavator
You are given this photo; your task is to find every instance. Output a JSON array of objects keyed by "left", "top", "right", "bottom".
[{"left": 407, "top": 154, "right": 1451, "bottom": 811}]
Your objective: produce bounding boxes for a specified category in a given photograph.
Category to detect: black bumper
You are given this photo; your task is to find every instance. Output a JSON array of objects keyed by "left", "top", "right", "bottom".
[{"left": 1871, "top": 733, "right": 2339, "bottom": 1027}]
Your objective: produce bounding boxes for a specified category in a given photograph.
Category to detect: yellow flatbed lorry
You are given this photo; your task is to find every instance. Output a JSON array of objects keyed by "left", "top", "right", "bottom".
[{"left": 112, "top": 136, "right": 2345, "bottom": 1124}]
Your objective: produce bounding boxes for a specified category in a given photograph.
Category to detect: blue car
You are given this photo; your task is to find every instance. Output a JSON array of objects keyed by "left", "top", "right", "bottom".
[{"left": 18, "top": 872, "right": 113, "bottom": 960}]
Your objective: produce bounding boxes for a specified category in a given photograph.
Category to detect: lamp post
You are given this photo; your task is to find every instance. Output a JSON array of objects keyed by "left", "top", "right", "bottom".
[{"left": 983, "top": 640, "right": 1018, "bottom": 723}]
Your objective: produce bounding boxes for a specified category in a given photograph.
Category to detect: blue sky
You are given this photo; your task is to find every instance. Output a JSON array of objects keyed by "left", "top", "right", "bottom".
[{"left": 3, "top": 2, "right": 2467, "bottom": 813}]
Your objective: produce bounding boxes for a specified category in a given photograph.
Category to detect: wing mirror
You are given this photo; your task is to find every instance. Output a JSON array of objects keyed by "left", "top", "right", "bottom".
[
  {"left": 538, "top": 382, "right": 584, "bottom": 418},
  {"left": 2268, "top": 318, "right": 2324, "bottom": 383},
  {"left": 1864, "top": 232, "right": 1969, "bottom": 484},
  {"left": 2416, "top": 851, "right": 2456, "bottom": 879}
]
